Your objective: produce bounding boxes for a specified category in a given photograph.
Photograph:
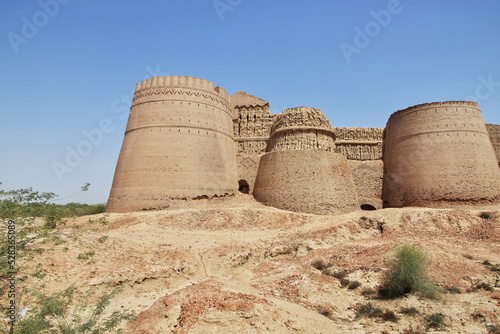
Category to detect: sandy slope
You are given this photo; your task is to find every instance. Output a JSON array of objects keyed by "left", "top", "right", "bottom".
[{"left": 12, "top": 194, "right": 500, "bottom": 333}]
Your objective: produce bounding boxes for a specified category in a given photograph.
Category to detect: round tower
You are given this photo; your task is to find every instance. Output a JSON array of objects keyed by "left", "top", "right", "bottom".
[
  {"left": 383, "top": 101, "right": 500, "bottom": 208},
  {"left": 106, "top": 76, "right": 238, "bottom": 212},
  {"left": 253, "top": 107, "right": 359, "bottom": 215}
]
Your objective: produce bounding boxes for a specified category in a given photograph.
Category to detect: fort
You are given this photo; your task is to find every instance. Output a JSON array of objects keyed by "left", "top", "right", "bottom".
[{"left": 106, "top": 76, "right": 500, "bottom": 213}]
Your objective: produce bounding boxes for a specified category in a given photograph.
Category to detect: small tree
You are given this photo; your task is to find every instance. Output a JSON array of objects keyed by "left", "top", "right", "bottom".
[{"left": 379, "top": 243, "right": 438, "bottom": 299}]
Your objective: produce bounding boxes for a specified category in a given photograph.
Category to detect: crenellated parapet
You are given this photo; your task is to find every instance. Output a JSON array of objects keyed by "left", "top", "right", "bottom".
[{"left": 132, "top": 76, "right": 231, "bottom": 114}]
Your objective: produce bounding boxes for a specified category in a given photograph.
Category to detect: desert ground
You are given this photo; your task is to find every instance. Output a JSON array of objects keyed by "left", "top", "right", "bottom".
[{"left": 10, "top": 194, "right": 500, "bottom": 333}]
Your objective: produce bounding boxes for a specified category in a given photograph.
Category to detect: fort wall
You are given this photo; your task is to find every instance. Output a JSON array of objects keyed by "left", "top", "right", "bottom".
[
  {"left": 231, "top": 92, "right": 274, "bottom": 194},
  {"left": 253, "top": 107, "right": 359, "bottom": 215},
  {"left": 333, "top": 127, "right": 384, "bottom": 160},
  {"left": 106, "top": 76, "right": 238, "bottom": 212},
  {"left": 348, "top": 160, "right": 384, "bottom": 209},
  {"left": 383, "top": 101, "right": 500, "bottom": 208},
  {"left": 486, "top": 123, "right": 500, "bottom": 166}
]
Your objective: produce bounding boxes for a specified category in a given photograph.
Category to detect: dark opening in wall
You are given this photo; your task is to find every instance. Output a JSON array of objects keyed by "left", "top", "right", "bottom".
[
  {"left": 361, "top": 204, "right": 377, "bottom": 211},
  {"left": 238, "top": 180, "right": 250, "bottom": 194}
]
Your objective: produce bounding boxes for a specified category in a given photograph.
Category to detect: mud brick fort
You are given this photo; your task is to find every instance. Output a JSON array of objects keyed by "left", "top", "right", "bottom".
[{"left": 106, "top": 76, "right": 500, "bottom": 214}]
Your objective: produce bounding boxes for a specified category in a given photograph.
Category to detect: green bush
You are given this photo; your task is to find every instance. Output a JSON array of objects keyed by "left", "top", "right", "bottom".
[
  {"left": 400, "top": 306, "right": 419, "bottom": 316},
  {"left": 424, "top": 312, "right": 445, "bottom": 329},
  {"left": 13, "top": 286, "right": 134, "bottom": 333},
  {"left": 379, "top": 243, "right": 438, "bottom": 299},
  {"left": 355, "top": 302, "right": 383, "bottom": 318}
]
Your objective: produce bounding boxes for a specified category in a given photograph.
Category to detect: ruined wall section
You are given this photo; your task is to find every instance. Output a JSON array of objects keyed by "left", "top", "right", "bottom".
[
  {"left": 107, "top": 76, "right": 238, "bottom": 212},
  {"left": 231, "top": 92, "right": 274, "bottom": 194},
  {"left": 383, "top": 101, "right": 500, "bottom": 208},
  {"left": 232, "top": 92, "right": 274, "bottom": 155},
  {"left": 486, "top": 123, "right": 500, "bottom": 166},
  {"left": 333, "top": 127, "right": 384, "bottom": 160}
]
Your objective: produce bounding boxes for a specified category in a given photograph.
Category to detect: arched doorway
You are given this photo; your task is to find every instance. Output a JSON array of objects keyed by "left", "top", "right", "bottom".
[
  {"left": 238, "top": 180, "right": 250, "bottom": 194},
  {"left": 361, "top": 204, "right": 377, "bottom": 211}
]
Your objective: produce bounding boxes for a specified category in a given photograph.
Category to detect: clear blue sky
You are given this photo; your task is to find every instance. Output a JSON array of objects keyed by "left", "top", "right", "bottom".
[{"left": 1, "top": 0, "right": 499, "bottom": 204}]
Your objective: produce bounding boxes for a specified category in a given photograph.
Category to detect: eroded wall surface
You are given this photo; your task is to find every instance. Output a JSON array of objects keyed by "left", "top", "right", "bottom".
[
  {"left": 383, "top": 101, "right": 500, "bottom": 208},
  {"left": 348, "top": 160, "right": 384, "bottom": 209},
  {"left": 486, "top": 123, "right": 500, "bottom": 166},
  {"left": 254, "top": 150, "right": 360, "bottom": 215},
  {"left": 107, "top": 76, "right": 238, "bottom": 212},
  {"left": 253, "top": 107, "right": 359, "bottom": 215}
]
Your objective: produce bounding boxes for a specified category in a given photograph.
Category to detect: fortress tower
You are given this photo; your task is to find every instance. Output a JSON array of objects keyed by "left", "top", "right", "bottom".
[
  {"left": 383, "top": 101, "right": 500, "bottom": 208},
  {"left": 486, "top": 123, "right": 500, "bottom": 167},
  {"left": 253, "top": 107, "right": 359, "bottom": 215},
  {"left": 106, "top": 76, "right": 238, "bottom": 212}
]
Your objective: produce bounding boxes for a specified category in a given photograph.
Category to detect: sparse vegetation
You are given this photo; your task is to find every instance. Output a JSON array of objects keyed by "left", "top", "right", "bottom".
[
  {"left": 348, "top": 280, "right": 361, "bottom": 290},
  {"left": 379, "top": 243, "right": 438, "bottom": 299},
  {"left": 424, "top": 312, "right": 446, "bottom": 330},
  {"left": 482, "top": 260, "right": 500, "bottom": 272},
  {"left": 311, "top": 260, "right": 326, "bottom": 271},
  {"left": 400, "top": 306, "right": 419, "bottom": 316},
  {"left": 361, "top": 287, "right": 377, "bottom": 297},
  {"left": 355, "top": 302, "right": 383, "bottom": 318},
  {"left": 471, "top": 311, "right": 485, "bottom": 321},
  {"left": 77, "top": 251, "right": 96, "bottom": 261},
  {"left": 339, "top": 278, "right": 350, "bottom": 288},
  {"left": 474, "top": 282, "right": 494, "bottom": 292},
  {"left": 445, "top": 286, "right": 462, "bottom": 294},
  {"left": 463, "top": 253, "right": 475, "bottom": 260},
  {"left": 98, "top": 235, "right": 109, "bottom": 243},
  {"left": 382, "top": 309, "right": 399, "bottom": 322},
  {"left": 13, "top": 286, "right": 134, "bottom": 333},
  {"left": 487, "top": 323, "right": 500, "bottom": 333},
  {"left": 331, "top": 270, "right": 347, "bottom": 279}
]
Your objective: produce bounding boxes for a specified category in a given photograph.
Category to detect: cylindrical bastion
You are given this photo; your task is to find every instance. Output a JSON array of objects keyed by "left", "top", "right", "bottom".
[
  {"left": 383, "top": 101, "right": 500, "bottom": 208},
  {"left": 106, "top": 76, "right": 238, "bottom": 212},
  {"left": 253, "top": 107, "right": 359, "bottom": 215}
]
